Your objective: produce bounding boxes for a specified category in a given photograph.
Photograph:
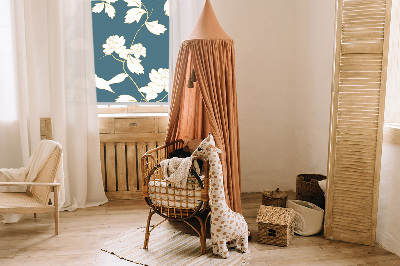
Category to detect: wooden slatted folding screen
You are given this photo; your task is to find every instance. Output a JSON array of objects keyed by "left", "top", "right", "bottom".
[{"left": 325, "top": 0, "right": 392, "bottom": 245}]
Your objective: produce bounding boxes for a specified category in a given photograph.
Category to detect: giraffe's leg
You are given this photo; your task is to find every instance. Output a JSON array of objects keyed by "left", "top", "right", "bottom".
[
  {"left": 212, "top": 241, "right": 218, "bottom": 255},
  {"left": 227, "top": 239, "right": 237, "bottom": 249},
  {"left": 217, "top": 241, "right": 229, "bottom": 259},
  {"left": 238, "top": 235, "right": 249, "bottom": 253}
]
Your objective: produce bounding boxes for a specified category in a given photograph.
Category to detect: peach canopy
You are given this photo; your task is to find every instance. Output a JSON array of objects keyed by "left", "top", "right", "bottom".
[{"left": 165, "top": 0, "right": 242, "bottom": 212}]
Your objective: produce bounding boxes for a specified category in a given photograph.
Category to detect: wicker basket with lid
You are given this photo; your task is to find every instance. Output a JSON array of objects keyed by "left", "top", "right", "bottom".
[{"left": 262, "top": 188, "right": 287, "bottom": 208}]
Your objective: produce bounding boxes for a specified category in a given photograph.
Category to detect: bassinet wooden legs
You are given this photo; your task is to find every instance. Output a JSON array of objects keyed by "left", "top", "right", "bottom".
[
  {"left": 144, "top": 209, "right": 155, "bottom": 249},
  {"left": 144, "top": 209, "right": 210, "bottom": 254},
  {"left": 184, "top": 212, "right": 211, "bottom": 255},
  {"left": 192, "top": 215, "right": 207, "bottom": 255}
]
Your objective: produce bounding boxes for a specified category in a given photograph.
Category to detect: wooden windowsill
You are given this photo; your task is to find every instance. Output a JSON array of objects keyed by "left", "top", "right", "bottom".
[
  {"left": 383, "top": 123, "right": 400, "bottom": 146},
  {"left": 98, "top": 104, "right": 168, "bottom": 115},
  {"left": 98, "top": 113, "right": 168, "bottom": 118}
]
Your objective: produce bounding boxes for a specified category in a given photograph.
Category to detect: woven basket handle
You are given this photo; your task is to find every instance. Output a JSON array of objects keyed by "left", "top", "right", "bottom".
[{"left": 272, "top": 188, "right": 280, "bottom": 197}]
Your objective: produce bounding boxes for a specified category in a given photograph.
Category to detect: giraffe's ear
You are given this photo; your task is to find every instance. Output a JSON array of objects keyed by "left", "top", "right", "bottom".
[{"left": 211, "top": 144, "right": 222, "bottom": 154}]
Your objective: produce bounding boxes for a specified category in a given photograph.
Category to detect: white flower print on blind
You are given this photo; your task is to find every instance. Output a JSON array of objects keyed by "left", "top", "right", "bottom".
[{"left": 139, "top": 68, "right": 169, "bottom": 101}]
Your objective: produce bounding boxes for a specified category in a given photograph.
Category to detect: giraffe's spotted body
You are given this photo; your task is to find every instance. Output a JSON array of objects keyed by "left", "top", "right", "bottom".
[{"left": 192, "top": 134, "right": 248, "bottom": 258}]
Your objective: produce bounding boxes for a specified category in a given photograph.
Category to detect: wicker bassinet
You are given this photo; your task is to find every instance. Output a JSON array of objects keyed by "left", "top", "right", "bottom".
[{"left": 141, "top": 140, "right": 210, "bottom": 254}]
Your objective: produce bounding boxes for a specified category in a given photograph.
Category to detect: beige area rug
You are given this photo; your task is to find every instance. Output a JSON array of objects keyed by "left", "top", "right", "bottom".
[{"left": 102, "top": 226, "right": 250, "bottom": 265}]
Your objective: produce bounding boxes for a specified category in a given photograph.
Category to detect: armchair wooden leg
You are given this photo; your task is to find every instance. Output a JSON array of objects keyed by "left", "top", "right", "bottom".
[
  {"left": 144, "top": 209, "right": 155, "bottom": 249},
  {"left": 54, "top": 186, "right": 59, "bottom": 235}
]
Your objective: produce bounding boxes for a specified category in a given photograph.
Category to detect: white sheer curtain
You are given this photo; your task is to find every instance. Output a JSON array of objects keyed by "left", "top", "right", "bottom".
[
  {"left": 168, "top": 0, "right": 204, "bottom": 105},
  {"left": 0, "top": 0, "right": 107, "bottom": 211},
  {"left": 0, "top": 0, "right": 24, "bottom": 169}
]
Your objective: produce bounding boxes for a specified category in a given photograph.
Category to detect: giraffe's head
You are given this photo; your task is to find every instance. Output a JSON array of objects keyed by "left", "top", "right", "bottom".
[{"left": 192, "top": 133, "right": 222, "bottom": 158}]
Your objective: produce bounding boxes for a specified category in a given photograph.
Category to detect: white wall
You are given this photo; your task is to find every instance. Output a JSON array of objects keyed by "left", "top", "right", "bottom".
[
  {"left": 377, "top": 2, "right": 400, "bottom": 256},
  {"left": 377, "top": 142, "right": 400, "bottom": 256},
  {"left": 212, "top": 0, "right": 297, "bottom": 192},
  {"left": 294, "top": 1, "right": 335, "bottom": 178},
  {"left": 211, "top": 0, "right": 335, "bottom": 192}
]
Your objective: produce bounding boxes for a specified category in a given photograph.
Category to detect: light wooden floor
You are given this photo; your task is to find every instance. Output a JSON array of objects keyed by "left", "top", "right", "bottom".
[{"left": 1, "top": 193, "right": 399, "bottom": 266}]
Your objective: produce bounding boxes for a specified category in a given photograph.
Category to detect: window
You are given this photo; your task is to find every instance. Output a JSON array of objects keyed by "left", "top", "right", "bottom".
[
  {"left": 92, "top": 0, "right": 169, "bottom": 104},
  {"left": 383, "top": 2, "right": 400, "bottom": 146},
  {"left": 385, "top": 2, "right": 400, "bottom": 124}
]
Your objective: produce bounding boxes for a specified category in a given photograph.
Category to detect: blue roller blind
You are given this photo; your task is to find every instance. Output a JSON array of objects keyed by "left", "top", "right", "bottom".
[{"left": 92, "top": 0, "right": 169, "bottom": 104}]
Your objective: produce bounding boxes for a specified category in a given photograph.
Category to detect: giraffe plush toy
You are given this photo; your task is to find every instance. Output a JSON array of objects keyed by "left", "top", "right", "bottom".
[{"left": 192, "top": 133, "right": 248, "bottom": 258}]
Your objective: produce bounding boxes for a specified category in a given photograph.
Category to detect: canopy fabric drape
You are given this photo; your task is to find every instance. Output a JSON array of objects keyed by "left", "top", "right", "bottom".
[{"left": 166, "top": 39, "right": 242, "bottom": 213}]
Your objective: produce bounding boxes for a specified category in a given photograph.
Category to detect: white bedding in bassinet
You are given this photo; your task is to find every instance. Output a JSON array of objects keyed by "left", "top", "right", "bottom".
[{"left": 148, "top": 179, "right": 203, "bottom": 208}]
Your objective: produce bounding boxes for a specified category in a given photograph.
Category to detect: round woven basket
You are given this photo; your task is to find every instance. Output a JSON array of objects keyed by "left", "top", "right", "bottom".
[{"left": 295, "top": 174, "right": 326, "bottom": 210}]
